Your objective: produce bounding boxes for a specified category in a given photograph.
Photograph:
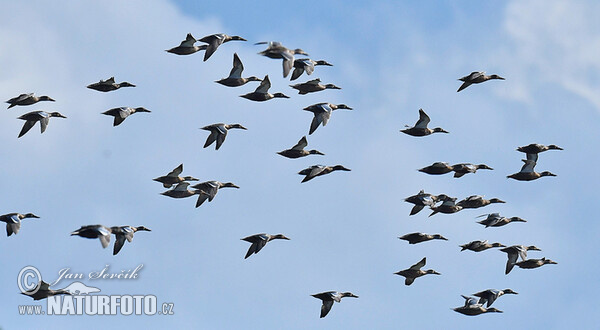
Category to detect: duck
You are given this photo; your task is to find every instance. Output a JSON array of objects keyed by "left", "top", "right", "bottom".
[
  {"left": 404, "top": 190, "right": 440, "bottom": 215},
  {"left": 199, "top": 33, "right": 246, "bottom": 61},
  {"left": 153, "top": 164, "right": 199, "bottom": 188},
  {"left": 477, "top": 213, "right": 526, "bottom": 228},
  {"left": 21, "top": 281, "right": 71, "bottom": 301},
  {"left": 298, "top": 165, "right": 351, "bottom": 183},
  {"left": 394, "top": 257, "right": 440, "bottom": 285},
  {"left": 418, "top": 162, "right": 454, "bottom": 175},
  {"left": 514, "top": 257, "right": 557, "bottom": 269},
  {"left": 517, "top": 143, "right": 563, "bottom": 155},
  {"left": 277, "top": 136, "right": 324, "bottom": 159},
  {"left": 241, "top": 233, "right": 290, "bottom": 259},
  {"left": 161, "top": 182, "right": 206, "bottom": 199},
  {"left": 457, "top": 71, "right": 505, "bottom": 92},
  {"left": 500, "top": 245, "right": 542, "bottom": 274},
  {"left": 17, "top": 111, "right": 66, "bottom": 138},
  {"left": 507, "top": 159, "right": 557, "bottom": 181},
  {"left": 401, "top": 109, "right": 448, "bottom": 137},
  {"left": 6, "top": 93, "right": 55, "bottom": 109},
  {"left": 398, "top": 232, "right": 448, "bottom": 244},
  {"left": 111, "top": 225, "right": 151, "bottom": 255},
  {"left": 70, "top": 225, "right": 113, "bottom": 248},
  {"left": 460, "top": 240, "right": 505, "bottom": 252},
  {"left": 303, "top": 103, "right": 352, "bottom": 135},
  {"left": 166, "top": 33, "right": 207, "bottom": 55},
  {"left": 102, "top": 107, "right": 150, "bottom": 127},
  {"left": 453, "top": 295, "right": 503, "bottom": 316},
  {"left": 311, "top": 291, "right": 358, "bottom": 318},
  {"left": 201, "top": 123, "right": 247, "bottom": 150},
  {"left": 215, "top": 53, "right": 261, "bottom": 87},
  {"left": 290, "top": 78, "right": 341, "bottom": 95},
  {"left": 240, "top": 75, "right": 290, "bottom": 101},
  {"left": 452, "top": 163, "right": 493, "bottom": 178},
  {"left": 256, "top": 41, "right": 309, "bottom": 77},
  {"left": 457, "top": 195, "right": 505, "bottom": 209},
  {"left": 87, "top": 77, "right": 135, "bottom": 92},
  {"left": 191, "top": 181, "right": 239, "bottom": 207},
  {"left": 473, "top": 289, "right": 518, "bottom": 307},
  {"left": 0, "top": 213, "right": 40, "bottom": 237},
  {"left": 429, "top": 196, "right": 462, "bottom": 217},
  {"left": 291, "top": 58, "right": 332, "bottom": 80}
]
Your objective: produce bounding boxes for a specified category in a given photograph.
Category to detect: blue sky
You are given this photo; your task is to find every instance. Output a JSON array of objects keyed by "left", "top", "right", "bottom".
[{"left": 1, "top": 0, "right": 598, "bottom": 329}]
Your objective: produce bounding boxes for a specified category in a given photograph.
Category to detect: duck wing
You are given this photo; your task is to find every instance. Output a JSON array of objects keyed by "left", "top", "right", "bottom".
[
  {"left": 409, "top": 257, "right": 426, "bottom": 270},
  {"left": 167, "top": 164, "right": 184, "bottom": 177},
  {"left": 19, "top": 120, "right": 37, "bottom": 138},
  {"left": 201, "top": 34, "right": 224, "bottom": 61},
  {"left": 456, "top": 81, "right": 472, "bottom": 92},
  {"left": 204, "top": 130, "right": 219, "bottom": 148},
  {"left": 281, "top": 51, "right": 294, "bottom": 78},
  {"left": 520, "top": 160, "right": 536, "bottom": 173},
  {"left": 414, "top": 109, "right": 431, "bottom": 129},
  {"left": 255, "top": 76, "right": 271, "bottom": 93},
  {"left": 99, "top": 233, "right": 111, "bottom": 249},
  {"left": 291, "top": 67, "right": 304, "bottom": 81},
  {"left": 229, "top": 53, "right": 244, "bottom": 78},
  {"left": 113, "top": 234, "right": 126, "bottom": 255},
  {"left": 291, "top": 136, "right": 308, "bottom": 150},
  {"left": 320, "top": 300, "right": 334, "bottom": 318}
]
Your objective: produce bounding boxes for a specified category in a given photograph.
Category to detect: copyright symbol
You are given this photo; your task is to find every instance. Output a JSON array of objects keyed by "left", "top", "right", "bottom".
[{"left": 18, "top": 266, "right": 42, "bottom": 295}]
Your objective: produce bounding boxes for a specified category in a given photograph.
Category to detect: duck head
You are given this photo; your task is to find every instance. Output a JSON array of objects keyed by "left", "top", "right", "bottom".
[
  {"left": 432, "top": 127, "right": 449, "bottom": 133},
  {"left": 182, "top": 176, "right": 199, "bottom": 181},
  {"left": 119, "top": 82, "right": 136, "bottom": 88},
  {"left": 527, "top": 246, "right": 542, "bottom": 251},
  {"left": 486, "top": 308, "right": 503, "bottom": 313},
  {"left": 308, "top": 150, "right": 325, "bottom": 155},
  {"left": 324, "top": 84, "right": 341, "bottom": 90},
  {"left": 341, "top": 292, "right": 358, "bottom": 298},
  {"left": 540, "top": 171, "right": 557, "bottom": 177},
  {"left": 433, "top": 234, "right": 448, "bottom": 241},
  {"left": 135, "top": 226, "right": 151, "bottom": 232},
  {"left": 502, "top": 289, "right": 518, "bottom": 295},
  {"left": 548, "top": 144, "right": 563, "bottom": 150},
  {"left": 315, "top": 60, "right": 333, "bottom": 66},
  {"left": 332, "top": 165, "right": 351, "bottom": 171},
  {"left": 509, "top": 217, "right": 527, "bottom": 223},
  {"left": 334, "top": 104, "right": 353, "bottom": 110},
  {"left": 542, "top": 258, "right": 558, "bottom": 265},
  {"left": 426, "top": 270, "right": 441, "bottom": 275},
  {"left": 39, "top": 96, "right": 55, "bottom": 102},
  {"left": 229, "top": 36, "right": 246, "bottom": 41},
  {"left": 24, "top": 213, "right": 40, "bottom": 219},
  {"left": 489, "top": 198, "right": 505, "bottom": 204},
  {"left": 272, "top": 234, "right": 290, "bottom": 240},
  {"left": 476, "top": 164, "right": 493, "bottom": 170},
  {"left": 247, "top": 76, "right": 262, "bottom": 82},
  {"left": 492, "top": 243, "right": 506, "bottom": 248},
  {"left": 293, "top": 49, "right": 309, "bottom": 56},
  {"left": 134, "top": 107, "right": 151, "bottom": 113},
  {"left": 222, "top": 182, "right": 240, "bottom": 189},
  {"left": 49, "top": 112, "right": 67, "bottom": 118},
  {"left": 227, "top": 123, "right": 247, "bottom": 130},
  {"left": 272, "top": 93, "right": 290, "bottom": 99},
  {"left": 489, "top": 74, "right": 505, "bottom": 80}
]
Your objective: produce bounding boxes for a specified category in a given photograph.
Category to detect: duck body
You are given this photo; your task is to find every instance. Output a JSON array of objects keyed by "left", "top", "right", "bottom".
[
  {"left": 401, "top": 109, "right": 448, "bottom": 137},
  {"left": 399, "top": 232, "right": 447, "bottom": 244},
  {"left": 303, "top": 103, "right": 352, "bottom": 135},
  {"left": 166, "top": 33, "right": 207, "bottom": 55},
  {"left": 161, "top": 182, "right": 206, "bottom": 199},
  {"left": 500, "top": 245, "right": 542, "bottom": 274},
  {"left": 102, "top": 107, "right": 150, "bottom": 126},
  {"left": 240, "top": 75, "right": 289, "bottom": 101},
  {"left": 216, "top": 53, "right": 261, "bottom": 87},
  {"left": 460, "top": 240, "right": 505, "bottom": 252},
  {"left": 71, "top": 225, "right": 113, "bottom": 248},
  {"left": 514, "top": 257, "right": 557, "bottom": 269},
  {"left": 404, "top": 190, "right": 439, "bottom": 215},
  {"left": 457, "top": 195, "right": 505, "bottom": 209},
  {"left": 17, "top": 111, "right": 66, "bottom": 138},
  {"left": 429, "top": 196, "right": 462, "bottom": 216},
  {"left": 394, "top": 257, "right": 440, "bottom": 285},
  {"left": 153, "top": 164, "right": 198, "bottom": 188},
  {"left": 201, "top": 123, "right": 247, "bottom": 150},
  {"left": 241, "top": 233, "right": 289, "bottom": 259},
  {"left": 256, "top": 41, "right": 309, "bottom": 77},
  {"left": 457, "top": 71, "right": 505, "bottom": 92},
  {"left": 87, "top": 77, "right": 135, "bottom": 92},
  {"left": 111, "top": 225, "right": 151, "bottom": 255},
  {"left": 6, "top": 93, "right": 55, "bottom": 109},
  {"left": 291, "top": 58, "right": 332, "bottom": 80},
  {"left": 452, "top": 163, "right": 493, "bottom": 178},
  {"left": 290, "top": 78, "right": 340, "bottom": 95},
  {"left": 517, "top": 143, "right": 563, "bottom": 154},
  {"left": 200, "top": 33, "right": 246, "bottom": 61},
  {"left": 0, "top": 213, "right": 39, "bottom": 236},
  {"left": 507, "top": 159, "right": 557, "bottom": 181},
  {"left": 473, "top": 289, "right": 518, "bottom": 307},
  {"left": 477, "top": 213, "right": 526, "bottom": 228},
  {"left": 21, "top": 281, "right": 71, "bottom": 301},
  {"left": 311, "top": 291, "right": 358, "bottom": 318},
  {"left": 191, "top": 181, "right": 239, "bottom": 207},
  {"left": 298, "top": 165, "right": 351, "bottom": 183},
  {"left": 418, "top": 162, "right": 453, "bottom": 175},
  {"left": 277, "top": 136, "right": 324, "bottom": 159}
]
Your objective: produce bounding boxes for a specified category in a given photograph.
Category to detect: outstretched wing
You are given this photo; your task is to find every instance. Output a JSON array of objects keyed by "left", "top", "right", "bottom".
[
  {"left": 409, "top": 257, "right": 426, "bottom": 270},
  {"left": 229, "top": 53, "right": 244, "bottom": 78},
  {"left": 19, "top": 120, "right": 36, "bottom": 138},
  {"left": 113, "top": 234, "right": 126, "bottom": 255},
  {"left": 414, "top": 109, "right": 431, "bottom": 128},
  {"left": 320, "top": 300, "right": 334, "bottom": 318},
  {"left": 167, "top": 164, "right": 184, "bottom": 177},
  {"left": 291, "top": 136, "right": 308, "bottom": 150}
]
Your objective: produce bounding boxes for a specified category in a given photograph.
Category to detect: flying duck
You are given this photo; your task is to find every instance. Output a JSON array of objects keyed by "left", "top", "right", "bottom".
[
  {"left": 517, "top": 143, "right": 563, "bottom": 155},
  {"left": 21, "top": 281, "right": 71, "bottom": 301},
  {"left": 500, "top": 245, "right": 542, "bottom": 274},
  {"left": 0, "top": 213, "right": 40, "bottom": 237},
  {"left": 398, "top": 232, "right": 448, "bottom": 244},
  {"left": 201, "top": 123, "right": 247, "bottom": 150},
  {"left": 514, "top": 257, "right": 557, "bottom": 270},
  {"left": 87, "top": 77, "right": 135, "bottom": 92},
  {"left": 429, "top": 196, "right": 462, "bottom": 217},
  {"left": 240, "top": 75, "right": 289, "bottom": 101},
  {"left": 291, "top": 58, "right": 332, "bottom": 80},
  {"left": 477, "top": 213, "right": 526, "bottom": 228},
  {"left": 241, "top": 233, "right": 290, "bottom": 259},
  {"left": 460, "top": 240, "right": 505, "bottom": 252},
  {"left": 453, "top": 295, "right": 503, "bottom": 316},
  {"left": 507, "top": 159, "right": 557, "bottom": 181},
  {"left": 215, "top": 53, "right": 261, "bottom": 87},
  {"left": 394, "top": 257, "right": 440, "bottom": 285},
  {"left": 303, "top": 103, "right": 352, "bottom": 135},
  {"left": 452, "top": 163, "right": 493, "bottom": 178},
  {"left": 290, "top": 78, "right": 341, "bottom": 95},
  {"left": 6, "top": 93, "right": 55, "bottom": 109},
  {"left": 277, "top": 136, "right": 324, "bottom": 159},
  {"left": 418, "top": 162, "right": 454, "bottom": 175},
  {"left": 457, "top": 195, "right": 505, "bottom": 209},
  {"left": 457, "top": 71, "right": 505, "bottom": 92},
  {"left": 153, "top": 164, "right": 199, "bottom": 188},
  {"left": 256, "top": 41, "right": 309, "bottom": 77},
  {"left": 473, "top": 289, "right": 518, "bottom": 307},
  {"left": 166, "top": 33, "right": 207, "bottom": 55},
  {"left": 311, "top": 291, "right": 358, "bottom": 318},
  {"left": 404, "top": 190, "right": 440, "bottom": 215},
  {"left": 111, "top": 225, "right": 151, "bottom": 255},
  {"left": 102, "top": 107, "right": 150, "bottom": 126},
  {"left": 71, "top": 225, "right": 113, "bottom": 248},
  {"left": 17, "top": 111, "right": 66, "bottom": 138},
  {"left": 199, "top": 33, "right": 246, "bottom": 61},
  {"left": 161, "top": 182, "right": 206, "bottom": 199},
  {"left": 298, "top": 165, "right": 351, "bottom": 183},
  {"left": 191, "top": 181, "right": 239, "bottom": 207},
  {"left": 401, "top": 109, "right": 448, "bottom": 137}
]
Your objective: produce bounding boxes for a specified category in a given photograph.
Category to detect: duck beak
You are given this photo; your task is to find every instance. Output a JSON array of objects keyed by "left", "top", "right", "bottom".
[
  {"left": 49, "top": 98, "right": 56, "bottom": 102},
  {"left": 59, "top": 114, "right": 67, "bottom": 118}
]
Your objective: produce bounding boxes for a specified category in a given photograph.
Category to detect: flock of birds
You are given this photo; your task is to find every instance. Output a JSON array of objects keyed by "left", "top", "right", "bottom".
[{"left": 4, "top": 31, "right": 560, "bottom": 318}]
